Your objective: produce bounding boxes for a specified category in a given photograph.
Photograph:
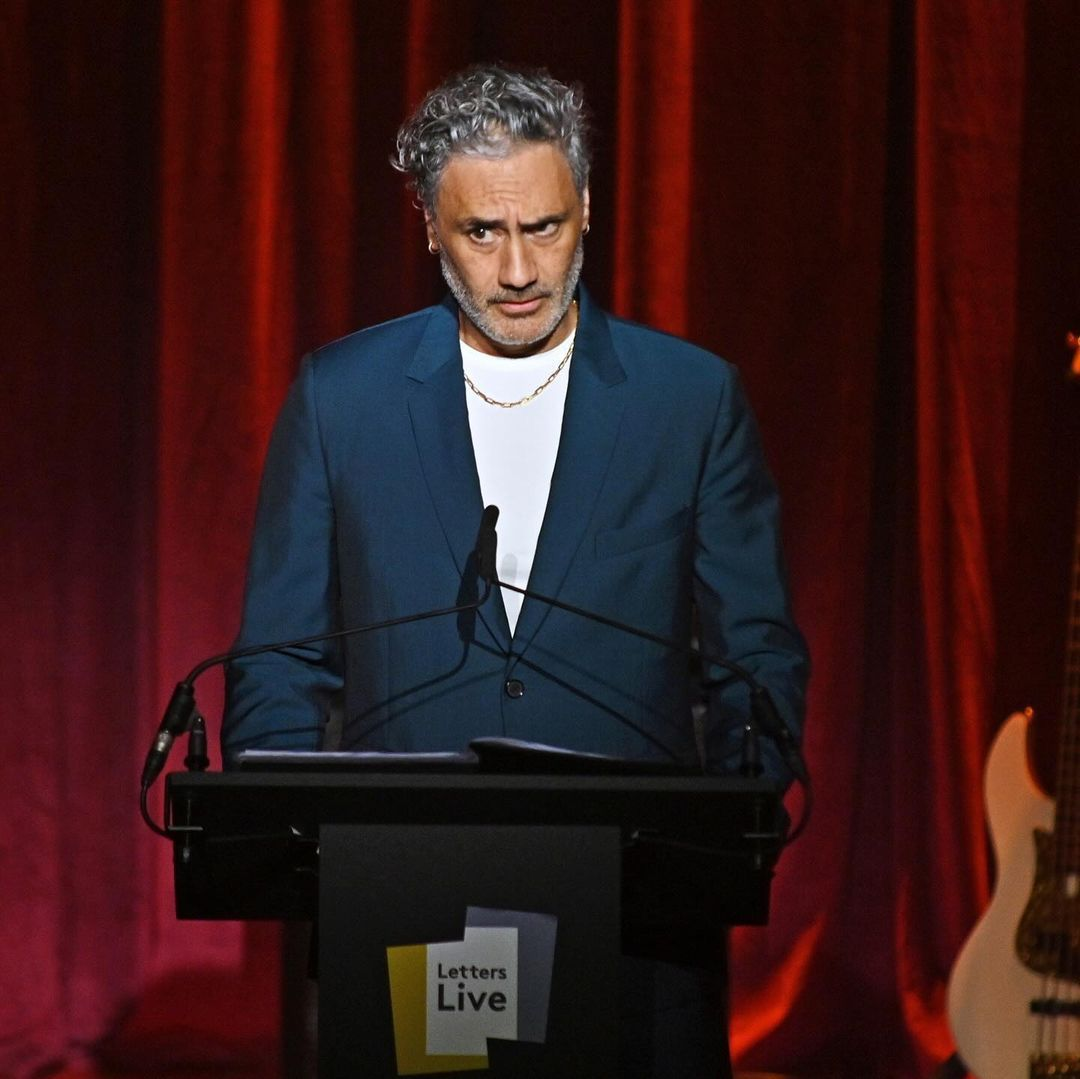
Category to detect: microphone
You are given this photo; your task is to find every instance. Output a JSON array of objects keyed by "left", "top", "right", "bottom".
[
  {"left": 478, "top": 505, "right": 809, "bottom": 787},
  {"left": 139, "top": 508, "right": 499, "bottom": 823},
  {"left": 476, "top": 504, "right": 500, "bottom": 585}
]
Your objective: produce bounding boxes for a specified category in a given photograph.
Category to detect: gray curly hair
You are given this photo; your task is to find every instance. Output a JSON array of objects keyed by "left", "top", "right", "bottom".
[{"left": 393, "top": 64, "right": 591, "bottom": 213}]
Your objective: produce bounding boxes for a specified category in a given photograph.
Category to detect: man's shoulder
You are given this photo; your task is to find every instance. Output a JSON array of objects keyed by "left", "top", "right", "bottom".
[
  {"left": 309, "top": 303, "right": 447, "bottom": 375},
  {"left": 593, "top": 305, "right": 737, "bottom": 389}
]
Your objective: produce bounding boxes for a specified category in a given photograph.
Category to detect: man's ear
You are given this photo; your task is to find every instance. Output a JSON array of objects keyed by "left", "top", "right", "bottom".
[
  {"left": 581, "top": 186, "right": 590, "bottom": 233},
  {"left": 425, "top": 211, "right": 439, "bottom": 253}
]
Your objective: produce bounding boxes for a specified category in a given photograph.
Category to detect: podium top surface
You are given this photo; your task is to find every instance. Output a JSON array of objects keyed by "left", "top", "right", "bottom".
[{"left": 166, "top": 766, "right": 782, "bottom": 850}]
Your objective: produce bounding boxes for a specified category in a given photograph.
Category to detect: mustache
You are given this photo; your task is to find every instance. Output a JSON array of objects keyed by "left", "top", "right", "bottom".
[{"left": 487, "top": 290, "right": 551, "bottom": 305}]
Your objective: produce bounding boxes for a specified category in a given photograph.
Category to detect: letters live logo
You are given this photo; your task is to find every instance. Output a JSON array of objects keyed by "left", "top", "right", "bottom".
[{"left": 386, "top": 908, "right": 556, "bottom": 1075}]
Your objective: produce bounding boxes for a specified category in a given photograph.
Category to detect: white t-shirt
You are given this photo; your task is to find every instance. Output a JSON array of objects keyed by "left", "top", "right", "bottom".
[{"left": 461, "top": 332, "right": 575, "bottom": 633}]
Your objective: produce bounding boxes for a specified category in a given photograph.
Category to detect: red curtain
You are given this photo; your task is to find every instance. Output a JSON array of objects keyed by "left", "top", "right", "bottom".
[{"left": 4, "top": 2, "right": 1079, "bottom": 1075}]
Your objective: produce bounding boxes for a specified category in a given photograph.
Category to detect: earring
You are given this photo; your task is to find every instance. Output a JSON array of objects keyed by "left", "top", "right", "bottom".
[
  {"left": 582, "top": 224, "right": 590, "bottom": 236},
  {"left": 428, "top": 240, "right": 438, "bottom": 254}
]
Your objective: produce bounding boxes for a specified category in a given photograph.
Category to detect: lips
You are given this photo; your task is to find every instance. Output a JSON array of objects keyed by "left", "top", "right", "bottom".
[{"left": 492, "top": 294, "right": 548, "bottom": 316}]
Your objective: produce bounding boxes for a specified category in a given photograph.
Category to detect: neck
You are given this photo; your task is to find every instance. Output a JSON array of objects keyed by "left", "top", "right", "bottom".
[{"left": 460, "top": 300, "right": 579, "bottom": 358}]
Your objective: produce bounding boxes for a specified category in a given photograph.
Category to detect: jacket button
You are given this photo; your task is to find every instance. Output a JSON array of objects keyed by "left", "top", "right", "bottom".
[{"left": 504, "top": 678, "right": 525, "bottom": 699}]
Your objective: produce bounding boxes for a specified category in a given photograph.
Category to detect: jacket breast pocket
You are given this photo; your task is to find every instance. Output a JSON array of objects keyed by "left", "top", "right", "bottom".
[{"left": 594, "top": 506, "right": 692, "bottom": 559}]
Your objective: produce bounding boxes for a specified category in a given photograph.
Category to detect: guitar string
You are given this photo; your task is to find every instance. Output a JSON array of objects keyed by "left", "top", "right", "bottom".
[
  {"left": 1032, "top": 477, "right": 1080, "bottom": 1069},
  {"left": 1029, "top": 347, "right": 1080, "bottom": 1074},
  {"left": 1054, "top": 484, "right": 1080, "bottom": 1065},
  {"left": 1067, "top": 518, "right": 1075, "bottom": 1067},
  {"left": 1061, "top": 367, "right": 1080, "bottom": 1071},
  {"left": 1068, "top": 486, "right": 1080, "bottom": 1063},
  {"left": 1067, "top": 358, "right": 1080, "bottom": 1071}
]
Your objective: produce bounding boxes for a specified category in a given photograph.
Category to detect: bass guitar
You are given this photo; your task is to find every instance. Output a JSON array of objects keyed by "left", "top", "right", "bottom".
[{"left": 946, "top": 333, "right": 1080, "bottom": 1078}]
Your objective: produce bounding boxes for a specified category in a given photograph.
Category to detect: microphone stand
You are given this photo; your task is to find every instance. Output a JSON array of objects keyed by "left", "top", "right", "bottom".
[
  {"left": 139, "top": 580, "right": 494, "bottom": 838},
  {"left": 492, "top": 576, "right": 808, "bottom": 781},
  {"left": 492, "top": 575, "right": 812, "bottom": 843}
]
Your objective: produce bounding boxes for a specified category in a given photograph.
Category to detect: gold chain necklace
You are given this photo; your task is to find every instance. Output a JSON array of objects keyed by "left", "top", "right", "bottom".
[{"left": 464, "top": 338, "right": 575, "bottom": 409}]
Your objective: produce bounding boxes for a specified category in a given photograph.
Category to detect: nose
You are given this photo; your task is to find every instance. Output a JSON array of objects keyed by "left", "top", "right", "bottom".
[{"left": 499, "top": 233, "right": 537, "bottom": 291}]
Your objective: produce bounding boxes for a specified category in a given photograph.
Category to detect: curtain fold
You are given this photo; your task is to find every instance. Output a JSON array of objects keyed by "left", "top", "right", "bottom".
[
  {"left": 4, "top": 2, "right": 1078, "bottom": 1075},
  {"left": 898, "top": 0, "right": 1025, "bottom": 1058},
  {"left": 612, "top": 0, "right": 696, "bottom": 332}
]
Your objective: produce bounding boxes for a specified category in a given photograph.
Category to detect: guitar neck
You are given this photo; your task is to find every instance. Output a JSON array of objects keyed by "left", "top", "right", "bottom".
[{"left": 1052, "top": 342, "right": 1080, "bottom": 865}]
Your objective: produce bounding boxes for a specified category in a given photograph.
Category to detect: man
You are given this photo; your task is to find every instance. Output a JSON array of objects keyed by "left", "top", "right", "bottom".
[{"left": 223, "top": 64, "right": 808, "bottom": 1076}]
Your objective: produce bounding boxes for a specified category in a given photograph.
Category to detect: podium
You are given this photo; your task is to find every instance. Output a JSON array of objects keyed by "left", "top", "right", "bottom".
[{"left": 166, "top": 757, "right": 783, "bottom": 1077}]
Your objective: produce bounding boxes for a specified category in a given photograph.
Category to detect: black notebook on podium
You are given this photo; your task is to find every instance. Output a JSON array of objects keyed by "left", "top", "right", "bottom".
[{"left": 234, "top": 736, "right": 694, "bottom": 775}]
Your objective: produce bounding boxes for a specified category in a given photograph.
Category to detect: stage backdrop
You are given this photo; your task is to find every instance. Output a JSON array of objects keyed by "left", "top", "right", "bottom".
[{"left": 3, "top": 2, "right": 1079, "bottom": 1076}]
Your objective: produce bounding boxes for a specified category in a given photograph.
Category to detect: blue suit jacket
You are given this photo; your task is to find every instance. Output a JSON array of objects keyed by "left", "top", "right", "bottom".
[{"left": 222, "top": 286, "right": 808, "bottom": 777}]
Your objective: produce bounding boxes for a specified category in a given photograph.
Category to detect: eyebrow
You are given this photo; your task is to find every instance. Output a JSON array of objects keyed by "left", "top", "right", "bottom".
[
  {"left": 523, "top": 213, "right": 567, "bottom": 232},
  {"left": 460, "top": 212, "right": 569, "bottom": 232}
]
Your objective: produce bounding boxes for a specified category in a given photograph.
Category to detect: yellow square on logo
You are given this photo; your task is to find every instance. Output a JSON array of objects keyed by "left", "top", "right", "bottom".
[{"left": 386, "top": 944, "right": 489, "bottom": 1074}]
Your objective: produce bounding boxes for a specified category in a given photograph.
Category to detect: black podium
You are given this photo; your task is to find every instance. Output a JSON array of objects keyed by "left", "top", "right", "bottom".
[{"left": 166, "top": 758, "right": 783, "bottom": 1077}]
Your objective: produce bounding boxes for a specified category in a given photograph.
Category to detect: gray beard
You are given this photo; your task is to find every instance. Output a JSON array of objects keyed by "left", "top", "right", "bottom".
[{"left": 439, "top": 238, "right": 584, "bottom": 352}]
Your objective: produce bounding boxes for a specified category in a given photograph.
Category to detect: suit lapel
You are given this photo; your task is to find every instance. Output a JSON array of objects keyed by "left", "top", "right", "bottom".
[
  {"left": 406, "top": 298, "right": 512, "bottom": 648},
  {"left": 511, "top": 288, "right": 627, "bottom": 651}
]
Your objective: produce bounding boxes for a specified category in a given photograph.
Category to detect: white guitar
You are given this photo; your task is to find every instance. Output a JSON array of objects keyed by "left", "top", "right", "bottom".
[{"left": 946, "top": 334, "right": 1080, "bottom": 1078}]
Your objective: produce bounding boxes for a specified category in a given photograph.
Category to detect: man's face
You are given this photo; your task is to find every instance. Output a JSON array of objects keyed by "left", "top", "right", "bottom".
[{"left": 426, "top": 141, "right": 590, "bottom": 357}]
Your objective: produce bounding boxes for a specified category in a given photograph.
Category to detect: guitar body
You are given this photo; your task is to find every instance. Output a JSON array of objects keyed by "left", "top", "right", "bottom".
[
  {"left": 949, "top": 340, "right": 1080, "bottom": 1077},
  {"left": 946, "top": 709, "right": 1072, "bottom": 1079}
]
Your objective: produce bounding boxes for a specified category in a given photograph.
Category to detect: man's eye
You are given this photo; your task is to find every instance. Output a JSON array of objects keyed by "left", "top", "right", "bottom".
[{"left": 469, "top": 227, "right": 493, "bottom": 242}]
